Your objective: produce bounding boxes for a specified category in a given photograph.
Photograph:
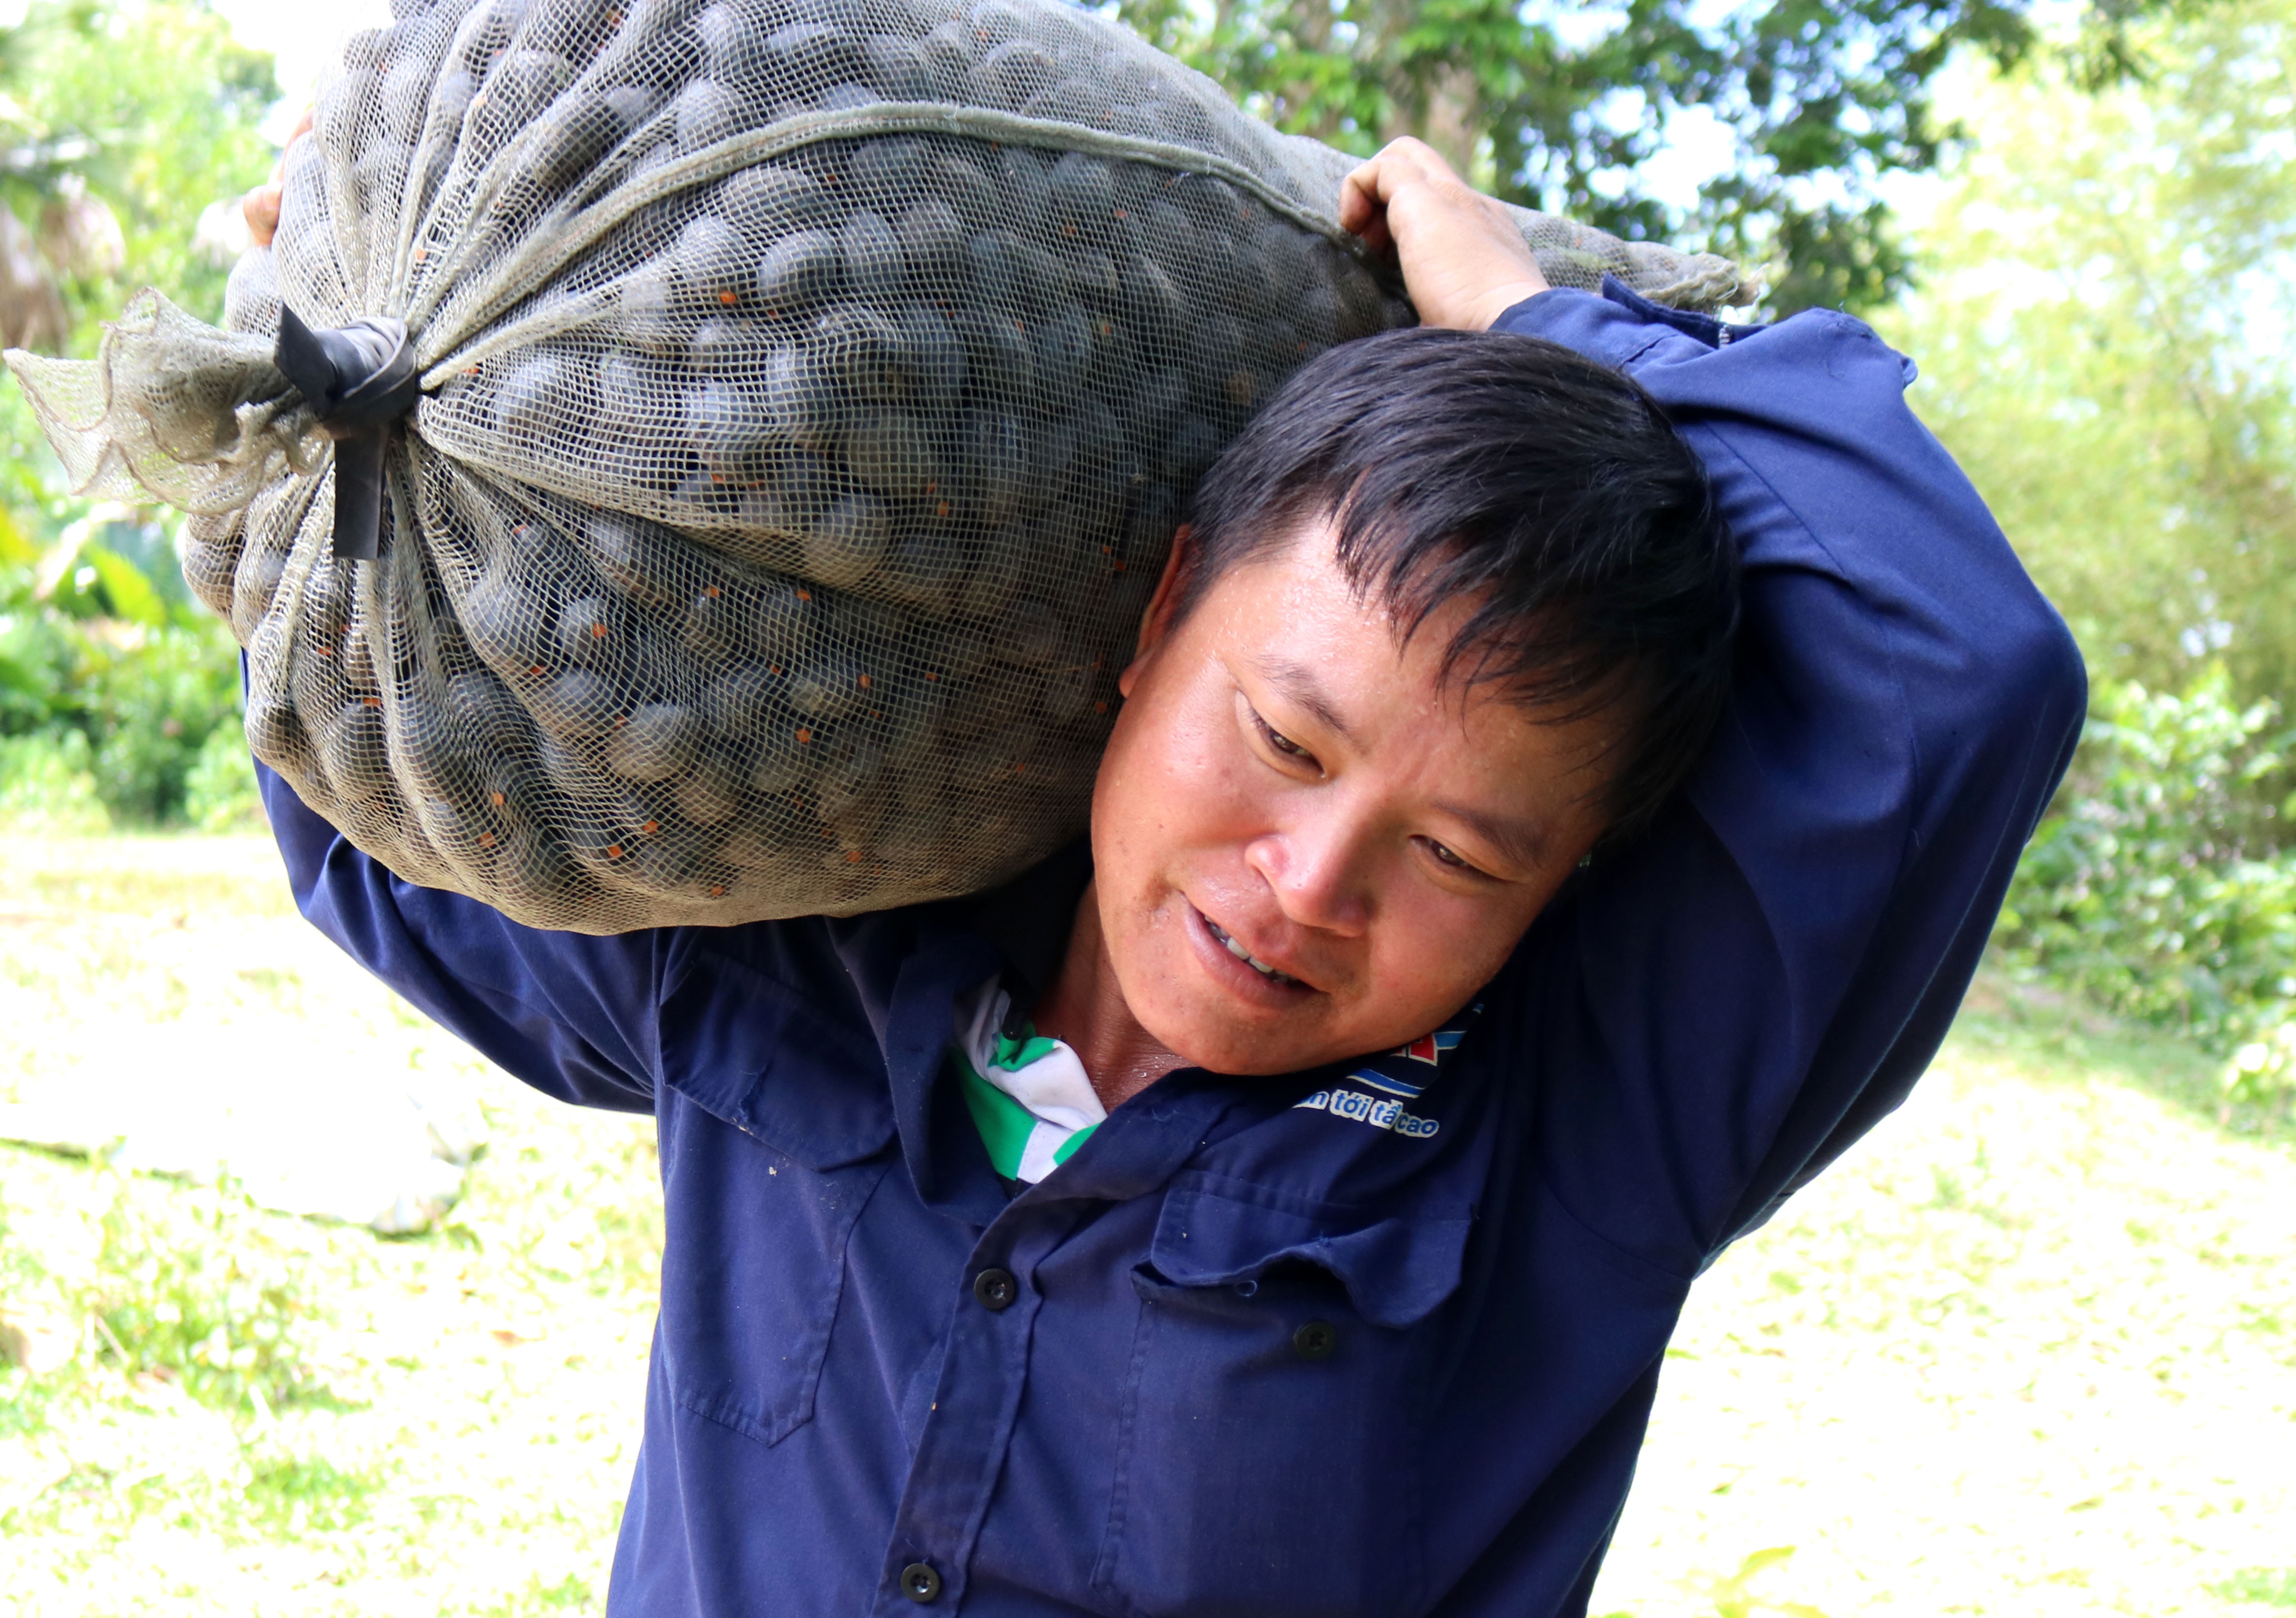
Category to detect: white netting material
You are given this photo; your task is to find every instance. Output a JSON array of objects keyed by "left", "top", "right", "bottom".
[{"left": 6, "top": 0, "right": 1749, "bottom": 932}]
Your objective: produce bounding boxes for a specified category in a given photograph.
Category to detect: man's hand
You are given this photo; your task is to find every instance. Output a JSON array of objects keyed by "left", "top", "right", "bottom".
[
  {"left": 240, "top": 106, "right": 314, "bottom": 251},
  {"left": 1339, "top": 139, "right": 1549, "bottom": 332}
]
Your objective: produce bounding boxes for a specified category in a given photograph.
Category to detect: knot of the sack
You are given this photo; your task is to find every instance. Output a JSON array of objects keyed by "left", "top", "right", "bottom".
[{"left": 273, "top": 304, "right": 421, "bottom": 561}]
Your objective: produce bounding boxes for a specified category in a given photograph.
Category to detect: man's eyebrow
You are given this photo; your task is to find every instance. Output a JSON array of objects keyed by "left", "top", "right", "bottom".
[
  {"left": 1252, "top": 656, "right": 1357, "bottom": 743},
  {"left": 1434, "top": 801, "right": 1554, "bottom": 875}
]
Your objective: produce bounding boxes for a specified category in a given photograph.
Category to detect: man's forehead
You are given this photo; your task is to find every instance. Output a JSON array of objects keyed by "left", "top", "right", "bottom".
[{"left": 1217, "top": 519, "right": 1497, "bottom": 670}]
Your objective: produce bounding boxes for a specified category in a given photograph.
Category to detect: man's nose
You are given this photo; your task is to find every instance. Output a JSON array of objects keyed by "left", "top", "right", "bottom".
[{"left": 1245, "top": 814, "right": 1374, "bottom": 937}]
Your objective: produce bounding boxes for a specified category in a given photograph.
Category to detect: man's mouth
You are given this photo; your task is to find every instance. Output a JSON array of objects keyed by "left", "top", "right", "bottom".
[{"left": 1202, "top": 916, "right": 1300, "bottom": 986}]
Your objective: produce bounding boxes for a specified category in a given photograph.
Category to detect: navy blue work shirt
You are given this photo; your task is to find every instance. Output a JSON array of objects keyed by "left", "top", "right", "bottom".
[{"left": 257, "top": 282, "right": 2088, "bottom": 1617}]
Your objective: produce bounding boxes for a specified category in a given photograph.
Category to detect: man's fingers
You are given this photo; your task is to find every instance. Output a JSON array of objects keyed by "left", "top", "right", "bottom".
[
  {"left": 241, "top": 107, "right": 315, "bottom": 253},
  {"left": 243, "top": 182, "right": 283, "bottom": 250},
  {"left": 1346, "top": 202, "right": 1395, "bottom": 261},
  {"left": 1339, "top": 153, "right": 1411, "bottom": 258},
  {"left": 1342, "top": 143, "right": 1433, "bottom": 215},
  {"left": 1340, "top": 140, "right": 1473, "bottom": 257},
  {"left": 1338, "top": 139, "right": 1549, "bottom": 330},
  {"left": 1338, "top": 156, "right": 1394, "bottom": 242},
  {"left": 1338, "top": 162, "right": 1375, "bottom": 234}
]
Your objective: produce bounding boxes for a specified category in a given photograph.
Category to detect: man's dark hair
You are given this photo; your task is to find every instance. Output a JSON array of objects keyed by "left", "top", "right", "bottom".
[{"left": 1177, "top": 324, "right": 1738, "bottom": 841}]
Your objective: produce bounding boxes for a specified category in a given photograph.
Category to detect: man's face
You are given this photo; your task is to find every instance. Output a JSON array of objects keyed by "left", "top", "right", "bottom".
[{"left": 1091, "top": 521, "right": 1625, "bottom": 1077}]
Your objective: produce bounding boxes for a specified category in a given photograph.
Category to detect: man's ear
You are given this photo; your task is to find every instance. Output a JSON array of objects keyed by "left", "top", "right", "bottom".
[{"left": 1118, "top": 523, "right": 1192, "bottom": 699}]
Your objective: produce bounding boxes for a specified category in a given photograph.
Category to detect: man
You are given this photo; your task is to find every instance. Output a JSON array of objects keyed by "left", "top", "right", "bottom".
[{"left": 247, "top": 139, "right": 2085, "bottom": 1614}]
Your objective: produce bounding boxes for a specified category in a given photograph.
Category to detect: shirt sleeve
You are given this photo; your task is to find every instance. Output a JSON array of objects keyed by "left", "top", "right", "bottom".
[
  {"left": 1491, "top": 282, "right": 2087, "bottom": 1274},
  {"left": 255, "top": 755, "right": 665, "bottom": 1114}
]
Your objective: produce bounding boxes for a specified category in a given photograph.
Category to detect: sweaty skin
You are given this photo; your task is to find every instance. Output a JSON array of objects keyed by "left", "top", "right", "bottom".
[
  {"left": 1032, "top": 139, "right": 1580, "bottom": 1110},
  {"left": 1036, "top": 516, "right": 1619, "bottom": 1108}
]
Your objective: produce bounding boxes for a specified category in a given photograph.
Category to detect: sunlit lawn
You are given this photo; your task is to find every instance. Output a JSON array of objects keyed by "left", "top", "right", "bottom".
[
  {"left": 1, "top": 833, "right": 2292, "bottom": 1616},
  {"left": 1592, "top": 990, "right": 2296, "bottom": 1618},
  {"left": 1, "top": 835, "right": 658, "bottom": 1617}
]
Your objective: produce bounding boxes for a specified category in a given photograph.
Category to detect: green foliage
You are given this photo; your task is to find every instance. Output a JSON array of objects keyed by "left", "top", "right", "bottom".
[
  {"left": 1685, "top": 1546, "right": 1829, "bottom": 1618},
  {"left": 1110, "top": 0, "right": 2178, "bottom": 313},
  {"left": 0, "top": 1193, "right": 57, "bottom": 1438},
  {"left": 1996, "top": 671, "right": 2296, "bottom": 1108},
  {"left": 2, "top": 369, "right": 244, "bottom": 826},
  {"left": 239, "top": 1451, "right": 380, "bottom": 1537},
  {"left": 2212, "top": 1567, "right": 2296, "bottom": 1608},
  {"left": 469, "top": 1572, "right": 601, "bottom": 1615},
  {"left": 0, "top": 1184, "right": 53, "bottom": 1404},
  {"left": 0, "top": 727, "right": 110, "bottom": 831},
  {"left": 0, "top": 3, "right": 273, "bottom": 828},
  {"left": 0, "top": 0, "right": 278, "bottom": 341},
  {"left": 184, "top": 716, "right": 261, "bottom": 832},
  {"left": 0, "top": 510, "right": 243, "bottom": 825},
  {"left": 80, "top": 616, "right": 244, "bottom": 822},
  {"left": 1882, "top": 0, "right": 2296, "bottom": 706},
  {"left": 82, "top": 1176, "right": 327, "bottom": 1419},
  {"left": 1895, "top": 0, "right": 2296, "bottom": 1105}
]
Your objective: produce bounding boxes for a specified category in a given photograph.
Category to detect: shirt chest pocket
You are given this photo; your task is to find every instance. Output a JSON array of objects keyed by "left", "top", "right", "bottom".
[
  {"left": 1093, "top": 1176, "right": 1472, "bottom": 1618},
  {"left": 654, "top": 954, "right": 896, "bottom": 1448}
]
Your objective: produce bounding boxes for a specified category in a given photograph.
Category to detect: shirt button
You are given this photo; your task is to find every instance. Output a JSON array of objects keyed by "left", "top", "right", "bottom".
[
  {"left": 972, "top": 1267, "right": 1018, "bottom": 1311},
  {"left": 1293, "top": 1320, "right": 1338, "bottom": 1360},
  {"left": 899, "top": 1562, "right": 942, "bottom": 1603}
]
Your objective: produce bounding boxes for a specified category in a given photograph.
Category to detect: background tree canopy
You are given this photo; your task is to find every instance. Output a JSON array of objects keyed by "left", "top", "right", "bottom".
[
  {"left": 1882, "top": 0, "right": 2296, "bottom": 705},
  {"left": 0, "top": 0, "right": 274, "bottom": 351},
  {"left": 1112, "top": 0, "right": 2195, "bottom": 314},
  {"left": 1883, "top": 0, "right": 2296, "bottom": 1103},
  {"left": 0, "top": 0, "right": 275, "bottom": 829}
]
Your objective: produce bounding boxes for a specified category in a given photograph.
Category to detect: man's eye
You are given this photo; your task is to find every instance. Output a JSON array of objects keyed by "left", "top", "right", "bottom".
[
  {"left": 1247, "top": 704, "right": 1317, "bottom": 767},
  {"left": 1418, "top": 836, "right": 1491, "bottom": 878}
]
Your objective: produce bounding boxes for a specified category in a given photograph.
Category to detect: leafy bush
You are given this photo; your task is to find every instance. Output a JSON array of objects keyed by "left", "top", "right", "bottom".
[
  {"left": 1995, "top": 669, "right": 2296, "bottom": 1108},
  {"left": 1, "top": 0, "right": 279, "bottom": 343},
  {"left": 80, "top": 620, "right": 243, "bottom": 822},
  {"left": 0, "top": 0, "right": 277, "bottom": 830},
  {"left": 1, "top": 491, "right": 244, "bottom": 826},
  {"left": 0, "top": 728, "right": 109, "bottom": 831},
  {"left": 184, "top": 718, "right": 262, "bottom": 832}
]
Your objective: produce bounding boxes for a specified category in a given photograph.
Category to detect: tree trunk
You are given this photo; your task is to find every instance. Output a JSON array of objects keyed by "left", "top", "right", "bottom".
[
  {"left": 1415, "top": 62, "right": 1481, "bottom": 174},
  {"left": 1365, "top": 2, "right": 1481, "bottom": 173}
]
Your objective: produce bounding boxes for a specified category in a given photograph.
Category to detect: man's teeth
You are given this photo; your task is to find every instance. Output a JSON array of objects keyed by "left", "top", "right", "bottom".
[{"left": 1206, "top": 919, "right": 1295, "bottom": 984}]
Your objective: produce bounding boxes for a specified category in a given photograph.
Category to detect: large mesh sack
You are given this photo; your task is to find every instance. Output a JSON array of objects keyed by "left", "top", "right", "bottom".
[{"left": 7, "top": 0, "right": 1749, "bottom": 933}]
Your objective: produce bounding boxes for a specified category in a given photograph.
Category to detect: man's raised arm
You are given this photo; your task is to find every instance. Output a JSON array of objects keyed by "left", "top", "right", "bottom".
[
  {"left": 1517, "top": 282, "right": 2082, "bottom": 1271},
  {"left": 1347, "top": 139, "right": 2086, "bottom": 1274}
]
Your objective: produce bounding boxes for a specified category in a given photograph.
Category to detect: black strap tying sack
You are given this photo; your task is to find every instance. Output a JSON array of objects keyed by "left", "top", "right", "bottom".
[{"left": 273, "top": 305, "right": 422, "bottom": 560}]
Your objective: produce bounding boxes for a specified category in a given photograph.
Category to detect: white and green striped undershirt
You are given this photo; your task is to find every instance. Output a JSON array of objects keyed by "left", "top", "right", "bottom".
[{"left": 951, "top": 979, "right": 1104, "bottom": 1185}]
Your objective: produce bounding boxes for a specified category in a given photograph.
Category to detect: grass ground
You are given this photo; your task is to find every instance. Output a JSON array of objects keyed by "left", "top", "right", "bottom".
[
  {"left": 1589, "top": 989, "right": 2296, "bottom": 1618},
  {"left": 1, "top": 836, "right": 658, "bottom": 1616},
  {"left": 1, "top": 833, "right": 2293, "bottom": 1616}
]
